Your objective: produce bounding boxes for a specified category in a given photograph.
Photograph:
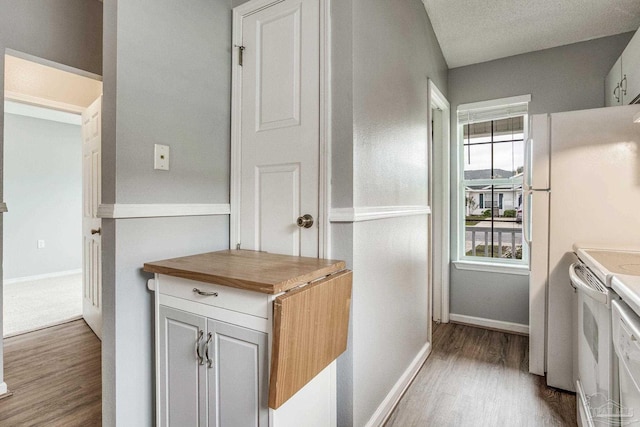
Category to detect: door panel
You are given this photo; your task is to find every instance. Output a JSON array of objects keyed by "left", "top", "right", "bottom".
[
  {"left": 256, "top": 163, "right": 300, "bottom": 254},
  {"left": 239, "top": 0, "right": 320, "bottom": 258},
  {"left": 82, "top": 96, "right": 102, "bottom": 338},
  {"left": 159, "top": 306, "right": 207, "bottom": 427},
  {"left": 208, "top": 319, "right": 268, "bottom": 427},
  {"left": 256, "top": 5, "right": 301, "bottom": 130}
]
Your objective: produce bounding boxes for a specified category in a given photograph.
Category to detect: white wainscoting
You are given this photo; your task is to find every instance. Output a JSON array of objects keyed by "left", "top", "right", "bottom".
[
  {"left": 365, "top": 342, "right": 432, "bottom": 427},
  {"left": 97, "top": 204, "right": 231, "bottom": 219},
  {"left": 329, "top": 206, "right": 431, "bottom": 223}
]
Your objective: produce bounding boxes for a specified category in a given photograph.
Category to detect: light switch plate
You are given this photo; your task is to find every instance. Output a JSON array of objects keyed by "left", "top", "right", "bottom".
[{"left": 154, "top": 144, "right": 170, "bottom": 170}]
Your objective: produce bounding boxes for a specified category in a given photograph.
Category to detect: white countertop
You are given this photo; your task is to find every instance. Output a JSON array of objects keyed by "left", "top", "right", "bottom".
[
  {"left": 573, "top": 244, "right": 640, "bottom": 316},
  {"left": 573, "top": 244, "right": 640, "bottom": 287},
  {"left": 612, "top": 275, "right": 640, "bottom": 317}
]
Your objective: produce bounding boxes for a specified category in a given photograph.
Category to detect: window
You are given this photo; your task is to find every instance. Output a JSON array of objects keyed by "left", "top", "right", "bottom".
[{"left": 457, "top": 95, "right": 530, "bottom": 264}]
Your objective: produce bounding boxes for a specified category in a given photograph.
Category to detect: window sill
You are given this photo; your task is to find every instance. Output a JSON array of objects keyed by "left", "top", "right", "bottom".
[{"left": 453, "top": 260, "right": 530, "bottom": 276}]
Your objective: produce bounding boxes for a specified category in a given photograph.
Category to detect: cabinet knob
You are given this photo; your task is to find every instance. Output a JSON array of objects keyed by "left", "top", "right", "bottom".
[{"left": 296, "top": 214, "right": 314, "bottom": 228}]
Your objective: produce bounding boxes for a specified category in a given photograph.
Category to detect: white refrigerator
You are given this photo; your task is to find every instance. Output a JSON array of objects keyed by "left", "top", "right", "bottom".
[{"left": 527, "top": 104, "right": 640, "bottom": 392}]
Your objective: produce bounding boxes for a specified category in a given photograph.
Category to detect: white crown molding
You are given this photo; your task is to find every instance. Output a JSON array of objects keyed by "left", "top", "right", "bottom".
[
  {"left": 4, "top": 91, "right": 86, "bottom": 115},
  {"left": 4, "top": 99, "right": 81, "bottom": 125},
  {"left": 97, "top": 204, "right": 231, "bottom": 219},
  {"left": 329, "top": 205, "right": 431, "bottom": 223},
  {"left": 449, "top": 313, "right": 529, "bottom": 335}
]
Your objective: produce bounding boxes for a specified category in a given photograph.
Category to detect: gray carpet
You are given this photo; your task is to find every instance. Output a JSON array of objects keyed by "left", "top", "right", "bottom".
[{"left": 3, "top": 273, "right": 82, "bottom": 337}]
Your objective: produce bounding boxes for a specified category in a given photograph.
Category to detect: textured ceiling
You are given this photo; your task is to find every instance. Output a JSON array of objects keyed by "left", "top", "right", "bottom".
[{"left": 422, "top": 0, "right": 640, "bottom": 68}]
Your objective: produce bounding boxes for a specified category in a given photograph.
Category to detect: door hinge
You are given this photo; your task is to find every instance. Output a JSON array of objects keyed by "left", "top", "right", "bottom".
[{"left": 235, "top": 45, "right": 245, "bottom": 66}]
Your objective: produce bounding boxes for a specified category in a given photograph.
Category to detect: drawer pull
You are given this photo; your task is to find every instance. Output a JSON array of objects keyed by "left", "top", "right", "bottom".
[
  {"left": 205, "top": 332, "right": 213, "bottom": 368},
  {"left": 195, "top": 330, "right": 204, "bottom": 365},
  {"left": 193, "top": 288, "right": 218, "bottom": 297}
]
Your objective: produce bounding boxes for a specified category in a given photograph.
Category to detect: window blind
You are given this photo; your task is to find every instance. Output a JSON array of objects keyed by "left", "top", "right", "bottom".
[{"left": 458, "top": 94, "right": 530, "bottom": 125}]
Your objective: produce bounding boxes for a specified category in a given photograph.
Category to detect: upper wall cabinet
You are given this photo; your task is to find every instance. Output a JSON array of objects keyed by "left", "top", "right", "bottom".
[
  {"left": 606, "top": 57, "right": 623, "bottom": 107},
  {"left": 622, "top": 30, "right": 640, "bottom": 104},
  {"left": 606, "top": 29, "right": 640, "bottom": 106}
]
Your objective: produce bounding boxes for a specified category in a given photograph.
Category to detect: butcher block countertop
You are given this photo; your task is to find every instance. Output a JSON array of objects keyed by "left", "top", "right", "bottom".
[{"left": 143, "top": 250, "right": 346, "bottom": 294}]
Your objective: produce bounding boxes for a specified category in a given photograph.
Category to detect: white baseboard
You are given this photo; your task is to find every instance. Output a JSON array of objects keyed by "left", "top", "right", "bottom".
[
  {"left": 449, "top": 313, "right": 529, "bottom": 335},
  {"left": 4, "top": 269, "right": 82, "bottom": 285},
  {"left": 365, "top": 342, "right": 432, "bottom": 427}
]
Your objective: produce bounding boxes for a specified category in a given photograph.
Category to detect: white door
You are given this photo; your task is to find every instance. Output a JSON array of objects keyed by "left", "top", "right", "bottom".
[
  {"left": 82, "top": 96, "right": 102, "bottom": 339},
  {"left": 235, "top": 0, "right": 320, "bottom": 258}
]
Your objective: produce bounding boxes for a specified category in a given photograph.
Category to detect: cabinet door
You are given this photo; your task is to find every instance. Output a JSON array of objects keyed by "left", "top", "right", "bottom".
[
  {"left": 207, "top": 319, "right": 268, "bottom": 427},
  {"left": 605, "top": 56, "right": 622, "bottom": 107},
  {"left": 622, "top": 30, "right": 640, "bottom": 104},
  {"left": 159, "top": 306, "right": 208, "bottom": 427}
]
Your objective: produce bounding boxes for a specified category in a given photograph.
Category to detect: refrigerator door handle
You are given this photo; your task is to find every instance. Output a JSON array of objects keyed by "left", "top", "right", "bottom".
[
  {"left": 523, "top": 191, "right": 531, "bottom": 245},
  {"left": 523, "top": 136, "right": 551, "bottom": 192},
  {"left": 524, "top": 136, "right": 532, "bottom": 191}
]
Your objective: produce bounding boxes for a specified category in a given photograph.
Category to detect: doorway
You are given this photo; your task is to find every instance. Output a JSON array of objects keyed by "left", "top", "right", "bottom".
[
  {"left": 2, "top": 52, "right": 102, "bottom": 337},
  {"left": 428, "top": 80, "right": 450, "bottom": 325}
]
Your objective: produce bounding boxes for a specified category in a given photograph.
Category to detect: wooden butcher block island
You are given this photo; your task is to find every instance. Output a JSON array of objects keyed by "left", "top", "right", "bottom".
[{"left": 144, "top": 250, "right": 352, "bottom": 427}]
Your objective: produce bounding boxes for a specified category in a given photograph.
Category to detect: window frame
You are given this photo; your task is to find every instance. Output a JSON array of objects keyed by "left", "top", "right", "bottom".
[{"left": 455, "top": 96, "right": 531, "bottom": 267}]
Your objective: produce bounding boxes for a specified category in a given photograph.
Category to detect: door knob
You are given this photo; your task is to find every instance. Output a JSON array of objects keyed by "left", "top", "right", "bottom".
[
  {"left": 91, "top": 228, "right": 101, "bottom": 235},
  {"left": 296, "top": 214, "right": 314, "bottom": 228}
]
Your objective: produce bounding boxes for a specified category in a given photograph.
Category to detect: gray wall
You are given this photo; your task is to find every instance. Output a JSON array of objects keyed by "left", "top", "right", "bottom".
[
  {"left": 449, "top": 269, "right": 529, "bottom": 324},
  {"left": 102, "top": 0, "right": 232, "bottom": 424},
  {"left": 3, "top": 114, "right": 81, "bottom": 280},
  {"left": 447, "top": 33, "right": 633, "bottom": 325},
  {"left": 448, "top": 32, "right": 633, "bottom": 116},
  {"left": 0, "top": 0, "right": 103, "bottom": 395},
  {"left": 330, "top": 0, "right": 447, "bottom": 425}
]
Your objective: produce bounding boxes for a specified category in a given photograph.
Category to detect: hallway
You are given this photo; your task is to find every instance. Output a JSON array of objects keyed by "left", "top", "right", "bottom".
[
  {"left": 386, "top": 323, "right": 577, "bottom": 426},
  {"left": 0, "top": 320, "right": 101, "bottom": 426}
]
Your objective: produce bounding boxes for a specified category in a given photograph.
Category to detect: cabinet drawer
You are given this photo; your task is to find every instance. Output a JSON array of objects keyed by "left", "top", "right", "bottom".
[{"left": 158, "top": 275, "right": 270, "bottom": 319}]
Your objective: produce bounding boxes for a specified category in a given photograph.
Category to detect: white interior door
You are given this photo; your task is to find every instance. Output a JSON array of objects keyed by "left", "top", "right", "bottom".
[
  {"left": 235, "top": 0, "right": 320, "bottom": 258},
  {"left": 82, "top": 96, "right": 102, "bottom": 339}
]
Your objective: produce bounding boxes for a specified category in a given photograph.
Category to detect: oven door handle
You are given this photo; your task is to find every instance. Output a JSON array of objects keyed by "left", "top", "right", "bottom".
[{"left": 569, "top": 262, "right": 608, "bottom": 306}]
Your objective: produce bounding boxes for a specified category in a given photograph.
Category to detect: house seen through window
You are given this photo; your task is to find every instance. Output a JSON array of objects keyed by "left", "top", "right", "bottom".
[{"left": 461, "top": 115, "right": 525, "bottom": 262}]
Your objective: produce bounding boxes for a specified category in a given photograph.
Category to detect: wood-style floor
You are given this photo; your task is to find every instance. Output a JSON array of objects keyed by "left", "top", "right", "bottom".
[
  {"left": 386, "top": 322, "right": 577, "bottom": 427},
  {"left": 0, "top": 320, "right": 101, "bottom": 426}
]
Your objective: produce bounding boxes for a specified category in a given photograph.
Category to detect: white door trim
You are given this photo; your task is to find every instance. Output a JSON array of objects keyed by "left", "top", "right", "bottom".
[
  {"left": 230, "top": 0, "right": 331, "bottom": 257},
  {"left": 428, "top": 80, "right": 450, "bottom": 324}
]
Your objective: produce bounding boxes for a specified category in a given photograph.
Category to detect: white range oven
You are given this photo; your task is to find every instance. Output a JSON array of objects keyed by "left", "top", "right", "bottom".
[
  {"left": 572, "top": 246, "right": 640, "bottom": 427},
  {"left": 570, "top": 260, "right": 619, "bottom": 427}
]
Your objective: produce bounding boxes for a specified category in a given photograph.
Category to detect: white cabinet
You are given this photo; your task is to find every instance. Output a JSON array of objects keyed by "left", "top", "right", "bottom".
[
  {"left": 622, "top": 30, "right": 640, "bottom": 104},
  {"left": 146, "top": 250, "right": 351, "bottom": 427},
  {"left": 158, "top": 305, "right": 268, "bottom": 427},
  {"left": 606, "top": 57, "right": 623, "bottom": 107},
  {"left": 606, "top": 29, "right": 640, "bottom": 106}
]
